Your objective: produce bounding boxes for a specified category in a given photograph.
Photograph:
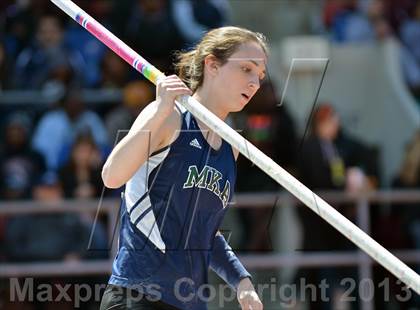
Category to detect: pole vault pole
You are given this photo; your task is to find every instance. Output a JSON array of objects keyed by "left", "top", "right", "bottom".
[{"left": 50, "top": 0, "right": 420, "bottom": 294}]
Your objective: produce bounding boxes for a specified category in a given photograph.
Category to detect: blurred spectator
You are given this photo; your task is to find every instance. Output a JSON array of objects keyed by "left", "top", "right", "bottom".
[
  {"left": 74, "top": 0, "right": 113, "bottom": 21},
  {"left": 32, "top": 89, "right": 109, "bottom": 176},
  {"left": 0, "top": 0, "right": 14, "bottom": 13},
  {"left": 369, "top": 130, "right": 420, "bottom": 309},
  {"left": 64, "top": 22, "right": 107, "bottom": 88},
  {"left": 3, "top": 132, "right": 108, "bottom": 264},
  {"left": 235, "top": 81, "right": 298, "bottom": 251},
  {"left": 105, "top": 80, "right": 154, "bottom": 143},
  {"left": 391, "top": 130, "right": 420, "bottom": 248},
  {"left": 299, "top": 104, "right": 345, "bottom": 191},
  {"left": 172, "top": 0, "right": 229, "bottom": 45},
  {"left": 400, "top": 45, "right": 420, "bottom": 100},
  {"left": 109, "top": 0, "right": 135, "bottom": 36},
  {"left": 296, "top": 103, "right": 368, "bottom": 310},
  {"left": 400, "top": 0, "right": 420, "bottom": 98},
  {"left": 378, "top": 0, "right": 413, "bottom": 34},
  {"left": 31, "top": 173, "right": 63, "bottom": 202},
  {"left": 100, "top": 50, "right": 131, "bottom": 88},
  {"left": 365, "top": 0, "right": 394, "bottom": 40},
  {"left": 121, "top": 0, "right": 185, "bottom": 72},
  {"left": 1, "top": 0, "right": 39, "bottom": 58},
  {"left": 299, "top": 103, "right": 376, "bottom": 193},
  {"left": 13, "top": 15, "right": 85, "bottom": 90},
  {"left": 400, "top": 0, "right": 420, "bottom": 59},
  {"left": 323, "top": 0, "right": 375, "bottom": 43},
  {"left": 58, "top": 133, "right": 103, "bottom": 199},
  {"left": 0, "top": 114, "right": 91, "bottom": 265},
  {"left": 371, "top": 16, "right": 394, "bottom": 40},
  {"left": 0, "top": 41, "right": 12, "bottom": 90},
  {"left": 0, "top": 112, "right": 45, "bottom": 200},
  {"left": 236, "top": 81, "right": 298, "bottom": 191},
  {"left": 58, "top": 133, "right": 109, "bottom": 259},
  {"left": 297, "top": 104, "right": 352, "bottom": 251},
  {"left": 321, "top": 0, "right": 399, "bottom": 43},
  {"left": 335, "top": 129, "right": 380, "bottom": 189}
]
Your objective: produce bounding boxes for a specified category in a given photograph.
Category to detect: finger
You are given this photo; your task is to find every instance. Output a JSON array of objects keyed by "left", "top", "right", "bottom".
[
  {"left": 159, "top": 81, "right": 190, "bottom": 90},
  {"left": 250, "top": 301, "right": 263, "bottom": 310},
  {"left": 166, "top": 87, "right": 193, "bottom": 95},
  {"left": 163, "top": 75, "right": 183, "bottom": 82},
  {"left": 161, "top": 81, "right": 189, "bottom": 88},
  {"left": 166, "top": 86, "right": 192, "bottom": 92},
  {"left": 166, "top": 79, "right": 188, "bottom": 88},
  {"left": 240, "top": 300, "right": 250, "bottom": 310},
  {"left": 157, "top": 76, "right": 183, "bottom": 86},
  {"left": 253, "top": 300, "right": 263, "bottom": 310}
]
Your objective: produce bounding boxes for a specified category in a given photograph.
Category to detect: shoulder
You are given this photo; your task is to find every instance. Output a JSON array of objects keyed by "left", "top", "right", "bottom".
[
  {"left": 37, "top": 110, "right": 66, "bottom": 127},
  {"left": 81, "top": 110, "right": 104, "bottom": 123}
]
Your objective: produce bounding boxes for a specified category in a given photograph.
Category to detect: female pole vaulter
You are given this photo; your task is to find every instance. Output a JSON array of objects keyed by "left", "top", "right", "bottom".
[{"left": 100, "top": 26, "right": 267, "bottom": 310}]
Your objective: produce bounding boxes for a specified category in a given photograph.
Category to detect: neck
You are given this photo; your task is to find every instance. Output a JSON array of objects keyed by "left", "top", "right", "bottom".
[{"left": 193, "top": 87, "right": 228, "bottom": 121}]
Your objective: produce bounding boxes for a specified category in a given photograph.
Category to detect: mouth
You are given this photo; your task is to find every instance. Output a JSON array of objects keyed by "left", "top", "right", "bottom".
[{"left": 241, "top": 93, "right": 250, "bottom": 100}]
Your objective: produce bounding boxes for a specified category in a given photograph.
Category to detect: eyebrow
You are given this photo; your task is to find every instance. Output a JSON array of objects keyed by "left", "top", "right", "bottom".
[
  {"left": 228, "top": 57, "right": 267, "bottom": 75},
  {"left": 248, "top": 60, "right": 266, "bottom": 76}
]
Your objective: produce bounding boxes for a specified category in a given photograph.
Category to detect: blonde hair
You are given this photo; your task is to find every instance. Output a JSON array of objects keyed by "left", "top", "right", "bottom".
[{"left": 174, "top": 26, "right": 268, "bottom": 92}]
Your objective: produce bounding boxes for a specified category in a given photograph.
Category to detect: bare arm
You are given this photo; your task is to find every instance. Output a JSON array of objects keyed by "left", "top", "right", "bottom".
[{"left": 102, "top": 75, "right": 192, "bottom": 188}]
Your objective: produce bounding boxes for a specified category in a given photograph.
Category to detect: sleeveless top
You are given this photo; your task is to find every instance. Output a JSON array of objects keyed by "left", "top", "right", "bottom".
[{"left": 109, "top": 105, "right": 236, "bottom": 310}]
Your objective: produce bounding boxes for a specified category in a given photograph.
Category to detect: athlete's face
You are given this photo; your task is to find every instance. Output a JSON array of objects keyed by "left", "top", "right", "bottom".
[{"left": 211, "top": 41, "right": 267, "bottom": 113}]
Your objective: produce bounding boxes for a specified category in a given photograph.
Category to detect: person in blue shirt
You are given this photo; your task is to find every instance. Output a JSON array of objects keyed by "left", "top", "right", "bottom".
[{"left": 101, "top": 26, "right": 267, "bottom": 310}]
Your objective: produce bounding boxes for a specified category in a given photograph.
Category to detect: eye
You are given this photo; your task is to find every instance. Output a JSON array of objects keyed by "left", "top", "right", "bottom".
[{"left": 241, "top": 66, "right": 252, "bottom": 73}]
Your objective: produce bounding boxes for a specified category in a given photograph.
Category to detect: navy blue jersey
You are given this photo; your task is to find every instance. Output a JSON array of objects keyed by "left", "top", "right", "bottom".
[{"left": 109, "top": 105, "right": 236, "bottom": 310}]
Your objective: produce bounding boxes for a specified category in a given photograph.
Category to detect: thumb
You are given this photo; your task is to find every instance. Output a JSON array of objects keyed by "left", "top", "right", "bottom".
[{"left": 240, "top": 300, "right": 250, "bottom": 310}]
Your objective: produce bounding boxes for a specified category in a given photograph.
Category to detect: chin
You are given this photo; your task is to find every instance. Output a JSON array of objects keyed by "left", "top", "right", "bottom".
[
  {"left": 229, "top": 101, "right": 245, "bottom": 113},
  {"left": 239, "top": 99, "right": 250, "bottom": 111}
]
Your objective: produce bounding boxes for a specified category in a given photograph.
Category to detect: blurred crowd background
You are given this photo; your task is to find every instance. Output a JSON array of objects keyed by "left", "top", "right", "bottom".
[{"left": 0, "top": 0, "right": 419, "bottom": 309}]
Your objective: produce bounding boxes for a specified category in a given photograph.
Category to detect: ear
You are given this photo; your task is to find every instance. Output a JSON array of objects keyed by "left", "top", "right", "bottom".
[{"left": 204, "top": 54, "right": 220, "bottom": 77}]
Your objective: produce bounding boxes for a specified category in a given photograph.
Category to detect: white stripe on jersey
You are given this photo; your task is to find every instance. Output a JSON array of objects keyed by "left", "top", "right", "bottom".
[{"left": 124, "top": 147, "right": 171, "bottom": 252}]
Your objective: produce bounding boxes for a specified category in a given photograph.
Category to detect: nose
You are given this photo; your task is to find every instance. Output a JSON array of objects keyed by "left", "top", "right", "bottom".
[{"left": 248, "top": 76, "right": 260, "bottom": 91}]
